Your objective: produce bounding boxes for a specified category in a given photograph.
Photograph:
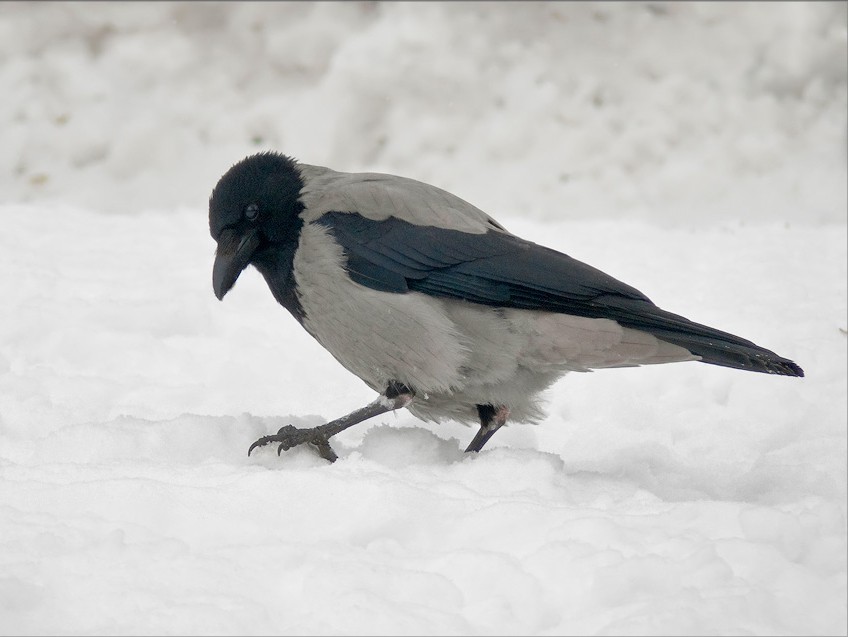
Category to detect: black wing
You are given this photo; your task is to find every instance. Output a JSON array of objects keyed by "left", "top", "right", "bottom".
[{"left": 316, "top": 212, "right": 803, "bottom": 377}]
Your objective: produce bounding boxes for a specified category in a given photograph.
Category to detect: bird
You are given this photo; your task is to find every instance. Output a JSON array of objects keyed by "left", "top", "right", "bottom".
[{"left": 209, "top": 151, "right": 804, "bottom": 462}]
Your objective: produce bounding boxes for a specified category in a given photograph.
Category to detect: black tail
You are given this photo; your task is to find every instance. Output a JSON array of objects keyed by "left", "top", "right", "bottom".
[
  {"left": 599, "top": 297, "right": 805, "bottom": 377},
  {"left": 646, "top": 325, "right": 804, "bottom": 376}
]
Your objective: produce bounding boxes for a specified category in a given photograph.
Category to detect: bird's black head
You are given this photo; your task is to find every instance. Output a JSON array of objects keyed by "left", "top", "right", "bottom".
[{"left": 209, "top": 152, "right": 305, "bottom": 300}]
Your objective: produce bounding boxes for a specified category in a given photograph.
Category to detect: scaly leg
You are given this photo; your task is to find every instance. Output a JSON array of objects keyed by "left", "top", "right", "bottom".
[
  {"left": 248, "top": 381, "right": 414, "bottom": 462},
  {"left": 465, "top": 404, "right": 510, "bottom": 453}
]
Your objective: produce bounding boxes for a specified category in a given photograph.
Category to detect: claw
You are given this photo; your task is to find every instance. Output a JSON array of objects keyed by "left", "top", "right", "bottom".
[
  {"left": 248, "top": 424, "right": 339, "bottom": 462},
  {"left": 310, "top": 437, "right": 339, "bottom": 463},
  {"left": 247, "top": 433, "right": 279, "bottom": 456}
]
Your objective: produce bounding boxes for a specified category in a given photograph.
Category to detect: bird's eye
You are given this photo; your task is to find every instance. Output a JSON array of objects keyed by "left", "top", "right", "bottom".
[{"left": 245, "top": 203, "right": 260, "bottom": 221}]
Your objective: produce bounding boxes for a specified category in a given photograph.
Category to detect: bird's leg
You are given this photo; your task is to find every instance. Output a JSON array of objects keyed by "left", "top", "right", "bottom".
[
  {"left": 465, "top": 404, "right": 510, "bottom": 453},
  {"left": 248, "top": 381, "right": 414, "bottom": 462}
]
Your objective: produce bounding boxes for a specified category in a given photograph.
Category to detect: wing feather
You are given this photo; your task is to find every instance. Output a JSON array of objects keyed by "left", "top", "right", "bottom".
[{"left": 315, "top": 211, "right": 803, "bottom": 377}]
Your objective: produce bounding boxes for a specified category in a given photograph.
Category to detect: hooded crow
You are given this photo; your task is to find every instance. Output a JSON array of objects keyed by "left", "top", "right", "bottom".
[{"left": 209, "top": 152, "right": 803, "bottom": 462}]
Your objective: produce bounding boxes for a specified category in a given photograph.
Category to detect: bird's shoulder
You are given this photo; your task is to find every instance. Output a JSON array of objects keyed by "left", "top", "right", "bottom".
[{"left": 295, "top": 163, "right": 506, "bottom": 235}]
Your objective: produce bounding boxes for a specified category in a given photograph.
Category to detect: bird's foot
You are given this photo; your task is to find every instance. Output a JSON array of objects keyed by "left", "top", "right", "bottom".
[
  {"left": 248, "top": 425, "right": 339, "bottom": 462},
  {"left": 248, "top": 383, "right": 415, "bottom": 463}
]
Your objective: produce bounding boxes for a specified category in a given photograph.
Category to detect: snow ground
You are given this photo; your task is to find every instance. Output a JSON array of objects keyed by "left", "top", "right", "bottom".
[{"left": 1, "top": 2, "right": 846, "bottom": 636}]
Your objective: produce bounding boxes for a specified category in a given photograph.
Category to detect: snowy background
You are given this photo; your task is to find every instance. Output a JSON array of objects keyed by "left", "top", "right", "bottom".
[{"left": 1, "top": 2, "right": 846, "bottom": 635}]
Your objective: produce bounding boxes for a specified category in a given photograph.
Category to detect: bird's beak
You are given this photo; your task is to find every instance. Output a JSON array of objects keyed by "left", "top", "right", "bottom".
[{"left": 213, "top": 228, "right": 261, "bottom": 300}]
